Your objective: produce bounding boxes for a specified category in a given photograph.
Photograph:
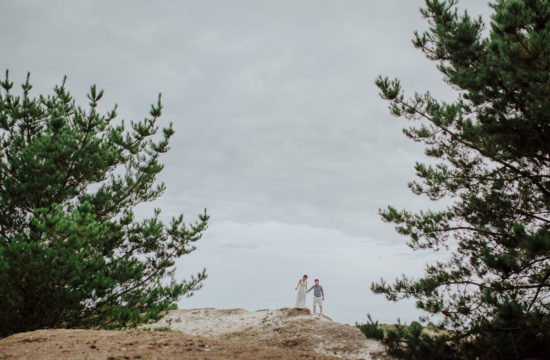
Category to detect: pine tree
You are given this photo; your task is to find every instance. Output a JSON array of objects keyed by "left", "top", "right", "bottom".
[
  {"left": 372, "top": 0, "right": 550, "bottom": 358},
  {"left": 0, "top": 72, "right": 208, "bottom": 337}
]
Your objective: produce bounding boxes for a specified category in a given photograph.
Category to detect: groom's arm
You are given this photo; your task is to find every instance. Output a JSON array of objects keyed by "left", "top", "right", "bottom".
[{"left": 306, "top": 286, "right": 313, "bottom": 293}]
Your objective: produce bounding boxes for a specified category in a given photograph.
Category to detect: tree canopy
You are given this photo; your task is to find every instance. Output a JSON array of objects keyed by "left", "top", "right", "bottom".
[
  {"left": 372, "top": 0, "right": 550, "bottom": 358},
  {"left": 0, "top": 72, "right": 208, "bottom": 337}
]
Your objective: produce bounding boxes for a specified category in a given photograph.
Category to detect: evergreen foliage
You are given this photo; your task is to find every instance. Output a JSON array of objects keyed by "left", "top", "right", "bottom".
[
  {"left": 356, "top": 314, "right": 385, "bottom": 340},
  {"left": 372, "top": 0, "right": 550, "bottom": 358},
  {"left": 0, "top": 72, "right": 208, "bottom": 337}
]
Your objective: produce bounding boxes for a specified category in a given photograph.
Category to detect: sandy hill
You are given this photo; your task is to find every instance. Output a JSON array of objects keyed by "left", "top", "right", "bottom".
[{"left": 0, "top": 308, "right": 389, "bottom": 359}]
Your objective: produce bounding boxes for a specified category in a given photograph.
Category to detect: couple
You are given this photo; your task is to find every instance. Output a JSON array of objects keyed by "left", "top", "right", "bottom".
[{"left": 294, "top": 274, "right": 325, "bottom": 314}]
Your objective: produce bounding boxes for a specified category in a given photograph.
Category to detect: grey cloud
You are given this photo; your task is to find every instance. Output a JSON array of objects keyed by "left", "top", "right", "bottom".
[
  {"left": 1, "top": 0, "right": 494, "bottom": 323},
  {"left": 1, "top": 0, "right": 491, "bottom": 241}
]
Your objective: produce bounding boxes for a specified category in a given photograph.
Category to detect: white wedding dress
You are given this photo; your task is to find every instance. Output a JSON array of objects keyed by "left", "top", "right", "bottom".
[{"left": 295, "top": 280, "right": 307, "bottom": 308}]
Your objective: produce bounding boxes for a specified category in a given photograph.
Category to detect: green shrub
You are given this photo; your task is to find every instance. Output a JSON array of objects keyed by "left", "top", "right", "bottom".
[{"left": 356, "top": 314, "right": 384, "bottom": 340}]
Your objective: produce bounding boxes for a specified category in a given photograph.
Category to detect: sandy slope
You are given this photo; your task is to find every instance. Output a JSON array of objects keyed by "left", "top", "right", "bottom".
[
  {"left": 0, "top": 329, "right": 340, "bottom": 360},
  {"left": 0, "top": 308, "right": 390, "bottom": 360},
  {"left": 144, "top": 307, "right": 389, "bottom": 359}
]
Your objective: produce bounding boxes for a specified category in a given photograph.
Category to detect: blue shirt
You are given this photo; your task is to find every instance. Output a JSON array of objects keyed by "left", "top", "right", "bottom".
[{"left": 307, "top": 285, "right": 324, "bottom": 297}]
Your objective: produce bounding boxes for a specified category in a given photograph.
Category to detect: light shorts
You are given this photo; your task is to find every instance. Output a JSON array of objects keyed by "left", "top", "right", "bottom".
[{"left": 313, "top": 296, "right": 323, "bottom": 306}]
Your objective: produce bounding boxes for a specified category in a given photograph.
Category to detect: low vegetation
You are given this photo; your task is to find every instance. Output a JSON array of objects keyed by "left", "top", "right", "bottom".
[{"left": 357, "top": 317, "right": 454, "bottom": 359}]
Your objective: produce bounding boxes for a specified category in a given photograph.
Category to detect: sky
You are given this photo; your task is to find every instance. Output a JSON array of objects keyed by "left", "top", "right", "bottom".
[{"left": 1, "top": 0, "right": 493, "bottom": 324}]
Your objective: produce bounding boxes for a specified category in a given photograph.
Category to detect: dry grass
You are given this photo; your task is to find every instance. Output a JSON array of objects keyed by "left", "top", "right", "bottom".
[
  {"left": 145, "top": 307, "right": 391, "bottom": 359},
  {"left": 228, "top": 313, "right": 389, "bottom": 359},
  {"left": 0, "top": 308, "right": 392, "bottom": 360},
  {"left": 0, "top": 329, "right": 342, "bottom": 360}
]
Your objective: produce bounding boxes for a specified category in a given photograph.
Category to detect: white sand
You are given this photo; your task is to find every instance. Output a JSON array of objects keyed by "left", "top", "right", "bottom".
[{"left": 145, "top": 308, "right": 388, "bottom": 360}]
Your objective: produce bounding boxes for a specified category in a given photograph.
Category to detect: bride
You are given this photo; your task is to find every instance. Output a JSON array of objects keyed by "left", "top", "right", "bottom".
[{"left": 294, "top": 274, "right": 308, "bottom": 308}]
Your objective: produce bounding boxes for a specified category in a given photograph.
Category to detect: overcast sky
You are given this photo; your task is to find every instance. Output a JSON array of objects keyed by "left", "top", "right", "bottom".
[{"left": 1, "top": 0, "right": 493, "bottom": 324}]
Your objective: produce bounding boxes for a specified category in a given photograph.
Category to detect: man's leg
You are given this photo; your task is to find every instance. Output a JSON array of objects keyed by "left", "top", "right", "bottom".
[
  {"left": 319, "top": 305, "right": 323, "bottom": 315},
  {"left": 313, "top": 305, "right": 317, "bottom": 314}
]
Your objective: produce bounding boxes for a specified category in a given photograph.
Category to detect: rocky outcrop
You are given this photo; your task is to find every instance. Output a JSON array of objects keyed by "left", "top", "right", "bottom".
[
  {"left": 0, "top": 308, "right": 390, "bottom": 359},
  {"left": 145, "top": 307, "right": 389, "bottom": 359}
]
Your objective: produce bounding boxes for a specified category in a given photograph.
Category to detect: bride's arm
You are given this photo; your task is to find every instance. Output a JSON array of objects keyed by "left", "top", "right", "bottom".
[{"left": 295, "top": 279, "right": 301, "bottom": 290}]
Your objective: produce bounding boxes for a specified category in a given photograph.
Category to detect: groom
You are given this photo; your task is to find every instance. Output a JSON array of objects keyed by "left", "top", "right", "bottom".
[{"left": 306, "top": 279, "right": 325, "bottom": 315}]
